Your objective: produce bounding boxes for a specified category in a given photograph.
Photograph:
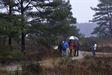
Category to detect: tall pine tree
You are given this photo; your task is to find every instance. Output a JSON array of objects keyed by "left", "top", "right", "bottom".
[
  {"left": 0, "top": 0, "right": 20, "bottom": 46},
  {"left": 91, "top": 0, "right": 112, "bottom": 37},
  {"left": 27, "top": 0, "right": 78, "bottom": 47}
]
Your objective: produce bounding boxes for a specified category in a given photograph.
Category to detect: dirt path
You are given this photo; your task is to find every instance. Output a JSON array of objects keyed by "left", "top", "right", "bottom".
[
  {"left": 0, "top": 64, "right": 22, "bottom": 71},
  {"left": 80, "top": 51, "right": 112, "bottom": 57}
]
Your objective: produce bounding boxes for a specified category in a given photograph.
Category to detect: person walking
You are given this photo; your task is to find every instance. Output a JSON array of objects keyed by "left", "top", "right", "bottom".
[
  {"left": 75, "top": 41, "right": 80, "bottom": 56},
  {"left": 62, "top": 41, "right": 69, "bottom": 56},
  {"left": 89, "top": 41, "right": 97, "bottom": 56},
  {"left": 92, "top": 42, "right": 97, "bottom": 56},
  {"left": 68, "top": 40, "right": 75, "bottom": 57},
  {"left": 58, "top": 41, "right": 63, "bottom": 55}
]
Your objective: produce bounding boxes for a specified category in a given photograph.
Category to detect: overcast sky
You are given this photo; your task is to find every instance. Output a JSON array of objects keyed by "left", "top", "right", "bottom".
[{"left": 70, "top": 0, "right": 99, "bottom": 23}]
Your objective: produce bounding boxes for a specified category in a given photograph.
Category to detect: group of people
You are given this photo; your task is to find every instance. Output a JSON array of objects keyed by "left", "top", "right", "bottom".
[
  {"left": 58, "top": 39, "right": 98, "bottom": 57},
  {"left": 58, "top": 39, "right": 80, "bottom": 57}
]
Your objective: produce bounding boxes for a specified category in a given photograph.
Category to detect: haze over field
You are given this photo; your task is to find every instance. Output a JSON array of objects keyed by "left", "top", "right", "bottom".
[{"left": 76, "top": 23, "right": 98, "bottom": 37}]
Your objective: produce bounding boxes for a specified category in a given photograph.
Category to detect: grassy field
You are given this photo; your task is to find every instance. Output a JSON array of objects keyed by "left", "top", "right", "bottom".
[
  {"left": 0, "top": 55, "right": 112, "bottom": 75},
  {"left": 39, "top": 56, "right": 112, "bottom": 75}
]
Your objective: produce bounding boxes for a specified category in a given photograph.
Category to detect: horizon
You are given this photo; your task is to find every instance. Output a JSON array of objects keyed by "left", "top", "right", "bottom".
[{"left": 75, "top": 22, "right": 98, "bottom": 37}]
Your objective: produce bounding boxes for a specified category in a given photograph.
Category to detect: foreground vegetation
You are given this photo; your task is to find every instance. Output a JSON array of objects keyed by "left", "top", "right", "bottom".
[
  {"left": 0, "top": 55, "right": 112, "bottom": 75},
  {"left": 0, "top": 37, "right": 112, "bottom": 75}
]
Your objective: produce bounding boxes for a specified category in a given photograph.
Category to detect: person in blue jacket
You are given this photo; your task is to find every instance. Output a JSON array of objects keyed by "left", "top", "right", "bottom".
[{"left": 62, "top": 41, "right": 69, "bottom": 56}]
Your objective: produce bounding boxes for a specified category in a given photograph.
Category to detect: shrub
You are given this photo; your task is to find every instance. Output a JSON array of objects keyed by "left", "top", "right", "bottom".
[
  {"left": 0, "top": 45, "right": 23, "bottom": 64},
  {"left": 57, "top": 57, "right": 70, "bottom": 66},
  {"left": 22, "top": 63, "right": 42, "bottom": 75}
]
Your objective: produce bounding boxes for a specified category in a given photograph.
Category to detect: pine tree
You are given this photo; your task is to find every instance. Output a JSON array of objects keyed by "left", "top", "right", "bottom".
[
  {"left": 91, "top": 0, "right": 112, "bottom": 37},
  {"left": 0, "top": 0, "right": 20, "bottom": 46},
  {"left": 0, "top": 0, "right": 78, "bottom": 49},
  {"left": 27, "top": 0, "right": 78, "bottom": 47},
  {"left": 12, "top": 0, "right": 40, "bottom": 52}
]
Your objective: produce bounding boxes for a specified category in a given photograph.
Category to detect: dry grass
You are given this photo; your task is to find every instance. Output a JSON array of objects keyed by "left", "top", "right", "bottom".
[
  {"left": 39, "top": 56, "right": 112, "bottom": 75},
  {"left": 0, "top": 70, "right": 9, "bottom": 75},
  {"left": 0, "top": 54, "right": 112, "bottom": 75}
]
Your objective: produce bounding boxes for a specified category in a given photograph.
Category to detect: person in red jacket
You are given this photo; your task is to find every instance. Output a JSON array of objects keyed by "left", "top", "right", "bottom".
[{"left": 68, "top": 40, "right": 75, "bottom": 57}]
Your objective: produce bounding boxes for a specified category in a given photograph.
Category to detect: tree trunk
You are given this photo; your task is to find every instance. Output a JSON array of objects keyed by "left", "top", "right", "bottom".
[
  {"left": 21, "top": 32, "right": 25, "bottom": 52},
  {"left": 8, "top": 0, "right": 12, "bottom": 46},
  {"left": 8, "top": 35, "right": 12, "bottom": 46}
]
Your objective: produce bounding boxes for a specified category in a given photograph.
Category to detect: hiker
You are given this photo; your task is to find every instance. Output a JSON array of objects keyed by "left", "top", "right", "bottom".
[
  {"left": 92, "top": 42, "right": 97, "bottom": 56},
  {"left": 89, "top": 41, "right": 97, "bottom": 56},
  {"left": 75, "top": 41, "right": 80, "bottom": 56},
  {"left": 68, "top": 40, "right": 75, "bottom": 57},
  {"left": 58, "top": 41, "right": 63, "bottom": 55},
  {"left": 62, "top": 41, "right": 69, "bottom": 56}
]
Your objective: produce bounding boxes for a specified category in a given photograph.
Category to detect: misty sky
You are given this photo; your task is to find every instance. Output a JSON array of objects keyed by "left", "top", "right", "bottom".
[{"left": 70, "top": 0, "right": 99, "bottom": 23}]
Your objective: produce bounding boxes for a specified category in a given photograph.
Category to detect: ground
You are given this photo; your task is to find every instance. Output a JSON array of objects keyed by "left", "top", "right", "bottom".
[
  {"left": 39, "top": 51, "right": 112, "bottom": 68},
  {"left": 0, "top": 51, "right": 112, "bottom": 75}
]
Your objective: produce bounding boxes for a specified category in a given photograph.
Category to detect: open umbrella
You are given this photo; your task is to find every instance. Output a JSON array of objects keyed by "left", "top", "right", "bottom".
[{"left": 68, "top": 36, "right": 79, "bottom": 40}]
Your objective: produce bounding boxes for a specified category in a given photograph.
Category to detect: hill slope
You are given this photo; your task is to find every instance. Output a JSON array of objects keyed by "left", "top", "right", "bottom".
[{"left": 75, "top": 23, "right": 97, "bottom": 37}]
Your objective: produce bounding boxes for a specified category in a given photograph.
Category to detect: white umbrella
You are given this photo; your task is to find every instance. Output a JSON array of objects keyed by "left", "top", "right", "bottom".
[
  {"left": 68, "top": 36, "right": 79, "bottom": 40},
  {"left": 69, "top": 36, "right": 75, "bottom": 40},
  {"left": 74, "top": 36, "right": 79, "bottom": 40}
]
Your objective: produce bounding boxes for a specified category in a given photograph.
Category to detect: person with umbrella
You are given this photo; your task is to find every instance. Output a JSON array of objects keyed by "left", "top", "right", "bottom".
[{"left": 67, "top": 36, "right": 76, "bottom": 56}]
